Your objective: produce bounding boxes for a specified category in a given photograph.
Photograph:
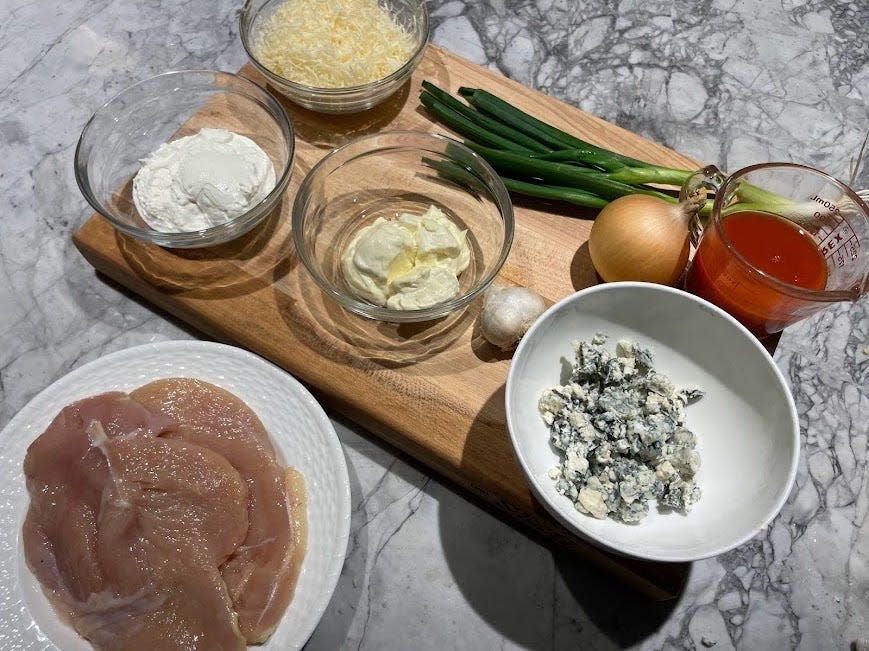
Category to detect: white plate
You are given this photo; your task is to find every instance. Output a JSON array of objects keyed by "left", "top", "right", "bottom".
[
  {"left": 0, "top": 341, "right": 350, "bottom": 650},
  {"left": 506, "top": 282, "right": 800, "bottom": 562}
]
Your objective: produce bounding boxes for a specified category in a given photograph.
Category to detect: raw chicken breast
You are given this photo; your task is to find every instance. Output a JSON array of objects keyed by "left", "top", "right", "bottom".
[
  {"left": 22, "top": 392, "right": 175, "bottom": 624},
  {"left": 83, "top": 422, "right": 249, "bottom": 650},
  {"left": 131, "top": 378, "right": 307, "bottom": 643},
  {"left": 23, "top": 392, "right": 249, "bottom": 650}
]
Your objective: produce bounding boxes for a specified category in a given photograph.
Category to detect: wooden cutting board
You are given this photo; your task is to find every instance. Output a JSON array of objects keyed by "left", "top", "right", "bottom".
[{"left": 74, "top": 45, "right": 704, "bottom": 600}]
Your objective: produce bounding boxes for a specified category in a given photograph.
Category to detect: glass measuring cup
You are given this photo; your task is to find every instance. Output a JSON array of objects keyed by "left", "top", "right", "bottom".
[{"left": 681, "top": 162, "right": 868, "bottom": 338}]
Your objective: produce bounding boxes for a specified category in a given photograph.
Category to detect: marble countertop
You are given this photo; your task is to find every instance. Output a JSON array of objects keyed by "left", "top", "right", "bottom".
[{"left": 2, "top": 0, "right": 867, "bottom": 649}]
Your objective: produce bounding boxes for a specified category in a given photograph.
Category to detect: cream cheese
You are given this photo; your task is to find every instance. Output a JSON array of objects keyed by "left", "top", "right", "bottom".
[
  {"left": 132, "top": 127, "right": 276, "bottom": 233},
  {"left": 340, "top": 205, "right": 471, "bottom": 310}
]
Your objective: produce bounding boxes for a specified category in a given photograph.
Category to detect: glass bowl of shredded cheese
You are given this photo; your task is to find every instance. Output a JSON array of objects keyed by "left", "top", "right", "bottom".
[
  {"left": 292, "top": 130, "right": 514, "bottom": 322},
  {"left": 74, "top": 70, "right": 295, "bottom": 248},
  {"left": 240, "top": 0, "right": 429, "bottom": 114}
]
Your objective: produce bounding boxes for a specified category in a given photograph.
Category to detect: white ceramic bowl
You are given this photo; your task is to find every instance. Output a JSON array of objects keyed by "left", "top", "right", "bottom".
[{"left": 505, "top": 282, "right": 799, "bottom": 562}]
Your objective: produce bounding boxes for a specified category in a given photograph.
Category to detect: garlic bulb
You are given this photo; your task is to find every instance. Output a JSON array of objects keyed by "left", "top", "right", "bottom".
[{"left": 480, "top": 285, "right": 547, "bottom": 351}]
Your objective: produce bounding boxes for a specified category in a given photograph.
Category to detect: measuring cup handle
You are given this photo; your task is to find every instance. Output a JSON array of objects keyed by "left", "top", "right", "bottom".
[{"left": 680, "top": 165, "right": 726, "bottom": 245}]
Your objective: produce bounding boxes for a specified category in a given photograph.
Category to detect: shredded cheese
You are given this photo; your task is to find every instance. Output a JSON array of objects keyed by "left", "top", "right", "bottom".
[{"left": 252, "top": 0, "right": 417, "bottom": 88}]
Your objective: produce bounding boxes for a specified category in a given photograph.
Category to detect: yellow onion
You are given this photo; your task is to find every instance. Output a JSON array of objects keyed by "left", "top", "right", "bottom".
[{"left": 588, "top": 194, "right": 691, "bottom": 286}]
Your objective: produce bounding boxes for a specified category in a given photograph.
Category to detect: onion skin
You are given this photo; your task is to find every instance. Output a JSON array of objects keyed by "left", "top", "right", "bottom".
[{"left": 588, "top": 194, "right": 690, "bottom": 286}]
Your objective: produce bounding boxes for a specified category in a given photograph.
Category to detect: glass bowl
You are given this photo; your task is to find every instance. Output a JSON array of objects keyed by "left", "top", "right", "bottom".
[
  {"left": 74, "top": 70, "right": 295, "bottom": 249},
  {"left": 292, "top": 131, "right": 514, "bottom": 322},
  {"left": 240, "top": 0, "right": 429, "bottom": 114}
]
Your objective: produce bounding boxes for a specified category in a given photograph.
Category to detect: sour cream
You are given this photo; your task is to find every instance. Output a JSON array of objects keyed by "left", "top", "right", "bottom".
[
  {"left": 132, "top": 127, "right": 275, "bottom": 233},
  {"left": 340, "top": 206, "right": 471, "bottom": 310}
]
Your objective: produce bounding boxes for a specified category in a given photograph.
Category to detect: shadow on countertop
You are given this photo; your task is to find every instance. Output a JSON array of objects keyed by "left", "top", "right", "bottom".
[
  {"left": 307, "top": 410, "right": 685, "bottom": 649},
  {"left": 436, "top": 482, "right": 683, "bottom": 649}
]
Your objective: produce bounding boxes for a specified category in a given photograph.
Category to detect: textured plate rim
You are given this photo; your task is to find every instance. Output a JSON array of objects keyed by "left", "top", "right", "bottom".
[{"left": 1, "top": 340, "right": 351, "bottom": 649}]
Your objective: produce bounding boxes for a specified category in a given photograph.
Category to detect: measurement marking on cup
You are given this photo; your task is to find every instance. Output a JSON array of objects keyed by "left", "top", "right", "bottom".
[
  {"left": 810, "top": 194, "right": 843, "bottom": 215},
  {"left": 820, "top": 227, "right": 859, "bottom": 265},
  {"left": 810, "top": 194, "right": 860, "bottom": 264}
]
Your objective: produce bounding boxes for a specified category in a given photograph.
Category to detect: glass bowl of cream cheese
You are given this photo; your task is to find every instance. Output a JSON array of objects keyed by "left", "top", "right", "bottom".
[
  {"left": 292, "top": 130, "right": 514, "bottom": 322},
  {"left": 74, "top": 70, "right": 294, "bottom": 248}
]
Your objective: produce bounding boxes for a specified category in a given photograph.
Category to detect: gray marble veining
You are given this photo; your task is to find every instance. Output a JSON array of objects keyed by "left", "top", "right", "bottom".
[{"left": 2, "top": 0, "right": 867, "bottom": 649}]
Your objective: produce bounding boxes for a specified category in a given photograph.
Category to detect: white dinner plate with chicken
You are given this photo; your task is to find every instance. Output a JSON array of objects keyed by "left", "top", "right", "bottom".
[{"left": 0, "top": 340, "right": 351, "bottom": 650}]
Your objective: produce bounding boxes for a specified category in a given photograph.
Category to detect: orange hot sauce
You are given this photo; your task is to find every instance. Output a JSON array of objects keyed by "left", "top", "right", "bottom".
[{"left": 685, "top": 210, "right": 829, "bottom": 336}]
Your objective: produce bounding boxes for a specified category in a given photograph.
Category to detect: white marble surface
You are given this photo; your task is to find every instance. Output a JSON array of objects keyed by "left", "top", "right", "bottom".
[{"left": 2, "top": 0, "right": 868, "bottom": 649}]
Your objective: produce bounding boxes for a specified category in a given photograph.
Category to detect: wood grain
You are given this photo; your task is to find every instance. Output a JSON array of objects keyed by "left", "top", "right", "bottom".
[{"left": 73, "top": 45, "right": 703, "bottom": 599}]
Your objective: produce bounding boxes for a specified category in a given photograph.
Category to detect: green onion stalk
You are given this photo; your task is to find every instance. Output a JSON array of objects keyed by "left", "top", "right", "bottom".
[
  {"left": 419, "top": 81, "right": 712, "bottom": 217},
  {"left": 419, "top": 82, "right": 869, "bottom": 229}
]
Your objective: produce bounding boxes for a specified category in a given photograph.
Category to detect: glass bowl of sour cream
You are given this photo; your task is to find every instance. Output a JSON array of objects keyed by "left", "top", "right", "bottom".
[
  {"left": 74, "top": 70, "right": 294, "bottom": 248},
  {"left": 292, "top": 131, "right": 514, "bottom": 322}
]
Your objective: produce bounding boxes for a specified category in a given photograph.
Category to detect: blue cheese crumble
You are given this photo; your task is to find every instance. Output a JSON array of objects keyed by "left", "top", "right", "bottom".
[{"left": 538, "top": 334, "right": 703, "bottom": 523}]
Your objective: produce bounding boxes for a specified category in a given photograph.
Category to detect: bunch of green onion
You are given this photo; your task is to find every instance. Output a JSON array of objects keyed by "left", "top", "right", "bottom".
[{"left": 419, "top": 81, "right": 709, "bottom": 214}]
